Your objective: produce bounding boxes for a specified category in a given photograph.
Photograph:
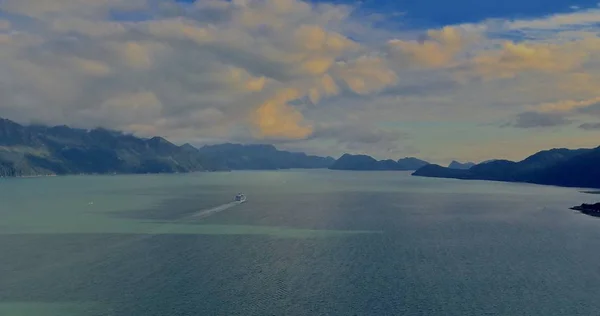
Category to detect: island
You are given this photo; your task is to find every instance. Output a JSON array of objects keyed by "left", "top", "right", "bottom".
[{"left": 571, "top": 203, "right": 600, "bottom": 217}]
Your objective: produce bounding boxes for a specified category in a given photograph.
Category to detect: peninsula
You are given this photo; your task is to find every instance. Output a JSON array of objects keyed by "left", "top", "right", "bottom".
[
  {"left": 413, "top": 147, "right": 600, "bottom": 189},
  {"left": 571, "top": 203, "right": 600, "bottom": 217}
]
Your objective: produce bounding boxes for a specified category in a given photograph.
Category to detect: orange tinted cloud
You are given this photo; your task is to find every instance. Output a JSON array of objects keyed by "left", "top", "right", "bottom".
[
  {"left": 227, "top": 67, "right": 267, "bottom": 92},
  {"left": 71, "top": 57, "right": 112, "bottom": 76},
  {"left": 145, "top": 18, "right": 212, "bottom": 44},
  {"left": 253, "top": 88, "right": 313, "bottom": 139},
  {"left": 111, "top": 41, "right": 166, "bottom": 69},
  {"left": 472, "top": 40, "right": 593, "bottom": 79},
  {"left": 307, "top": 74, "right": 339, "bottom": 104},
  {"left": 333, "top": 57, "right": 397, "bottom": 94},
  {"left": 535, "top": 96, "right": 600, "bottom": 113}
]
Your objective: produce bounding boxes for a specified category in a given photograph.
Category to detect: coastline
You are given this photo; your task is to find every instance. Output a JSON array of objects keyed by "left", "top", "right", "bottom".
[{"left": 0, "top": 168, "right": 339, "bottom": 179}]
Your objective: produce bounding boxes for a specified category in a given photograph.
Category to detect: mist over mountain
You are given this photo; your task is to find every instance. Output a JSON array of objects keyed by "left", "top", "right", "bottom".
[{"left": 0, "top": 118, "right": 334, "bottom": 177}]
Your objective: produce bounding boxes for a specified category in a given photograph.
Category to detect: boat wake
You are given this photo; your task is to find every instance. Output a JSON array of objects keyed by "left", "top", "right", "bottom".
[{"left": 190, "top": 201, "right": 241, "bottom": 219}]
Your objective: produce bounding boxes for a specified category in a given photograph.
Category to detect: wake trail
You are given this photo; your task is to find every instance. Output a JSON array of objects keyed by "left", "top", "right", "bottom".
[
  {"left": 106, "top": 201, "right": 242, "bottom": 246},
  {"left": 189, "top": 201, "right": 240, "bottom": 220},
  {"left": 100, "top": 200, "right": 242, "bottom": 250},
  {"left": 4, "top": 199, "right": 244, "bottom": 285}
]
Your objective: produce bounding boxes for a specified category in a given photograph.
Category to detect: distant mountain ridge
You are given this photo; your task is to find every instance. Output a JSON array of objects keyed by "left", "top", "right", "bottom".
[
  {"left": 329, "top": 154, "right": 429, "bottom": 171},
  {"left": 413, "top": 147, "right": 600, "bottom": 188},
  {"left": 0, "top": 118, "right": 334, "bottom": 177},
  {"left": 196, "top": 143, "right": 335, "bottom": 170},
  {"left": 448, "top": 161, "right": 475, "bottom": 170}
]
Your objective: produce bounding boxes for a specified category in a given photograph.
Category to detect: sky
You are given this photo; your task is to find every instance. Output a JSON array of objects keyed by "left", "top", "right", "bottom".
[{"left": 2, "top": 0, "right": 600, "bottom": 164}]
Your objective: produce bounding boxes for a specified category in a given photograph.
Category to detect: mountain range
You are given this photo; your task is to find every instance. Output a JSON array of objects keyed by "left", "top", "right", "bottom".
[
  {"left": 413, "top": 147, "right": 600, "bottom": 188},
  {"left": 4, "top": 117, "right": 599, "bottom": 189},
  {"left": 329, "top": 154, "right": 429, "bottom": 171},
  {"left": 448, "top": 161, "right": 475, "bottom": 170},
  {"left": 0, "top": 118, "right": 334, "bottom": 177}
]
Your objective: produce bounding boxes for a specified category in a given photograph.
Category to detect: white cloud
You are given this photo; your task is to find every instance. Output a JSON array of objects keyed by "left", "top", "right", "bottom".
[
  {"left": 470, "top": 40, "right": 593, "bottom": 79},
  {"left": 387, "top": 26, "right": 469, "bottom": 68},
  {"left": 534, "top": 96, "right": 600, "bottom": 113},
  {"left": 507, "top": 8, "right": 600, "bottom": 30},
  {"left": 0, "top": 20, "right": 10, "bottom": 31}
]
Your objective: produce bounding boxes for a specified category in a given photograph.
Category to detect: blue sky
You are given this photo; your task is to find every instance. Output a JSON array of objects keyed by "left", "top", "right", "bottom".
[
  {"left": 2, "top": 0, "right": 600, "bottom": 163},
  {"left": 177, "top": 0, "right": 600, "bottom": 25},
  {"left": 335, "top": 0, "right": 598, "bottom": 25}
]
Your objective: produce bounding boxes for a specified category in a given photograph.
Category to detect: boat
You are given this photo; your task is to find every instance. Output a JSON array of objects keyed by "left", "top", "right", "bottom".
[{"left": 235, "top": 193, "right": 247, "bottom": 203}]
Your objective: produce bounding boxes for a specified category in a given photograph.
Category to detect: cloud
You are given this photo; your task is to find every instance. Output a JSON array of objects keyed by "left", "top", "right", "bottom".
[
  {"left": 79, "top": 91, "right": 163, "bottom": 128},
  {"left": 312, "top": 122, "right": 408, "bottom": 144},
  {"left": 288, "top": 121, "right": 412, "bottom": 158},
  {"left": 535, "top": 96, "right": 600, "bottom": 113},
  {"left": 387, "top": 26, "right": 468, "bottom": 68},
  {"left": 0, "top": 0, "right": 398, "bottom": 142},
  {"left": 109, "top": 41, "right": 168, "bottom": 70},
  {"left": 0, "top": 20, "right": 10, "bottom": 31},
  {"left": 507, "top": 8, "right": 600, "bottom": 31},
  {"left": 471, "top": 40, "right": 592, "bottom": 79},
  {"left": 510, "top": 111, "right": 572, "bottom": 128},
  {"left": 0, "top": 0, "right": 147, "bottom": 19},
  {"left": 579, "top": 122, "right": 600, "bottom": 130},
  {"left": 332, "top": 56, "right": 397, "bottom": 94},
  {"left": 253, "top": 88, "right": 312, "bottom": 139},
  {"left": 3, "top": 0, "right": 600, "bottom": 161},
  {"left": 70, "top": 57, "right": 112, "bottom": 76}
]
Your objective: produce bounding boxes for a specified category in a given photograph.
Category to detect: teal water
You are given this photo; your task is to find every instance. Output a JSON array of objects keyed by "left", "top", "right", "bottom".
[{"left": 1, "top": 170, "right": 600, "bottom": 315}]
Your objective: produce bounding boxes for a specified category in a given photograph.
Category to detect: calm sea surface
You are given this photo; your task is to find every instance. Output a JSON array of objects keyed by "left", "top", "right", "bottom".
[{"left": 1, "top": 170, "right": 600, "bottom": 315}]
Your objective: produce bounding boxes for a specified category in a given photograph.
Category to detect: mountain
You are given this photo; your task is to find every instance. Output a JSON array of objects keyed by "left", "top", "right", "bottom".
[
  {"left": 196, "top": 143, "right": 335, "bottom": 170},
  {"left": 0, "top": 118, "right": 334, "bottom": 177},
  {"left": 329, "top": 154, "right": 429, "bottom": 171},
  {"left": 448, "top": 161, "right": 475, "bottom": 170},
  {"left": 397, "top": 157, "right": 430, "bottom": 170},
  {"left": 412, "top": 164, "right": 472, "bottom": 179},
  {"left": 0, "top": 118, "right": 223, "bottom": 176},
  {"left": 413, "top": 147, "right": 600, "bottom": 188},
  {"left": 329, "top": 154, "right": 380, "bottom": 170}
]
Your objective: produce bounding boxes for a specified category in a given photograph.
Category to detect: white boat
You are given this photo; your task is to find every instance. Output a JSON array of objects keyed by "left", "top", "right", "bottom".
[{"left": 235, "top": 193, "right": 246, "bottom": 203}]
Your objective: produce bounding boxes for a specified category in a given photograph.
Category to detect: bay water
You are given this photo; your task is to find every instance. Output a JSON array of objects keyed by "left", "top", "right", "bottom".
[{"left": 1, "top": 170, "right": 600, "bottom": 315}]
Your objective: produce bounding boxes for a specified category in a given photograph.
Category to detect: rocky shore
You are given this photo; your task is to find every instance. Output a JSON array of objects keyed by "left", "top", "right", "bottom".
[{"left": 571, "top": 202, "right": 600, "bottom": 217}]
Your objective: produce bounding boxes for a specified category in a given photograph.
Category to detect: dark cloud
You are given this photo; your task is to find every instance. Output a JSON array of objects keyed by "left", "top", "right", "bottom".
[
  {"left": 578, "top": 103, "right": 600, "bottom": 117},
  {"left": 579, "top": 122, "right": 600, "bottom": 130},
  {"left": 510, "top": 111, "right": 572, "bottom": 128}
]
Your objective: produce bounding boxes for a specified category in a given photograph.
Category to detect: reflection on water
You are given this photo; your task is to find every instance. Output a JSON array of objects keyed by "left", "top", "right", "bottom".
[{"left": 1, "top": 171, "right": 600, "bottom": 315}]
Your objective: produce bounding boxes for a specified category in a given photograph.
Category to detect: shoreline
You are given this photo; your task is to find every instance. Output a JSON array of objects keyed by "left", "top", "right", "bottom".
[{"left": 0, "top": 168, "right": 339, "bottom": 179}]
